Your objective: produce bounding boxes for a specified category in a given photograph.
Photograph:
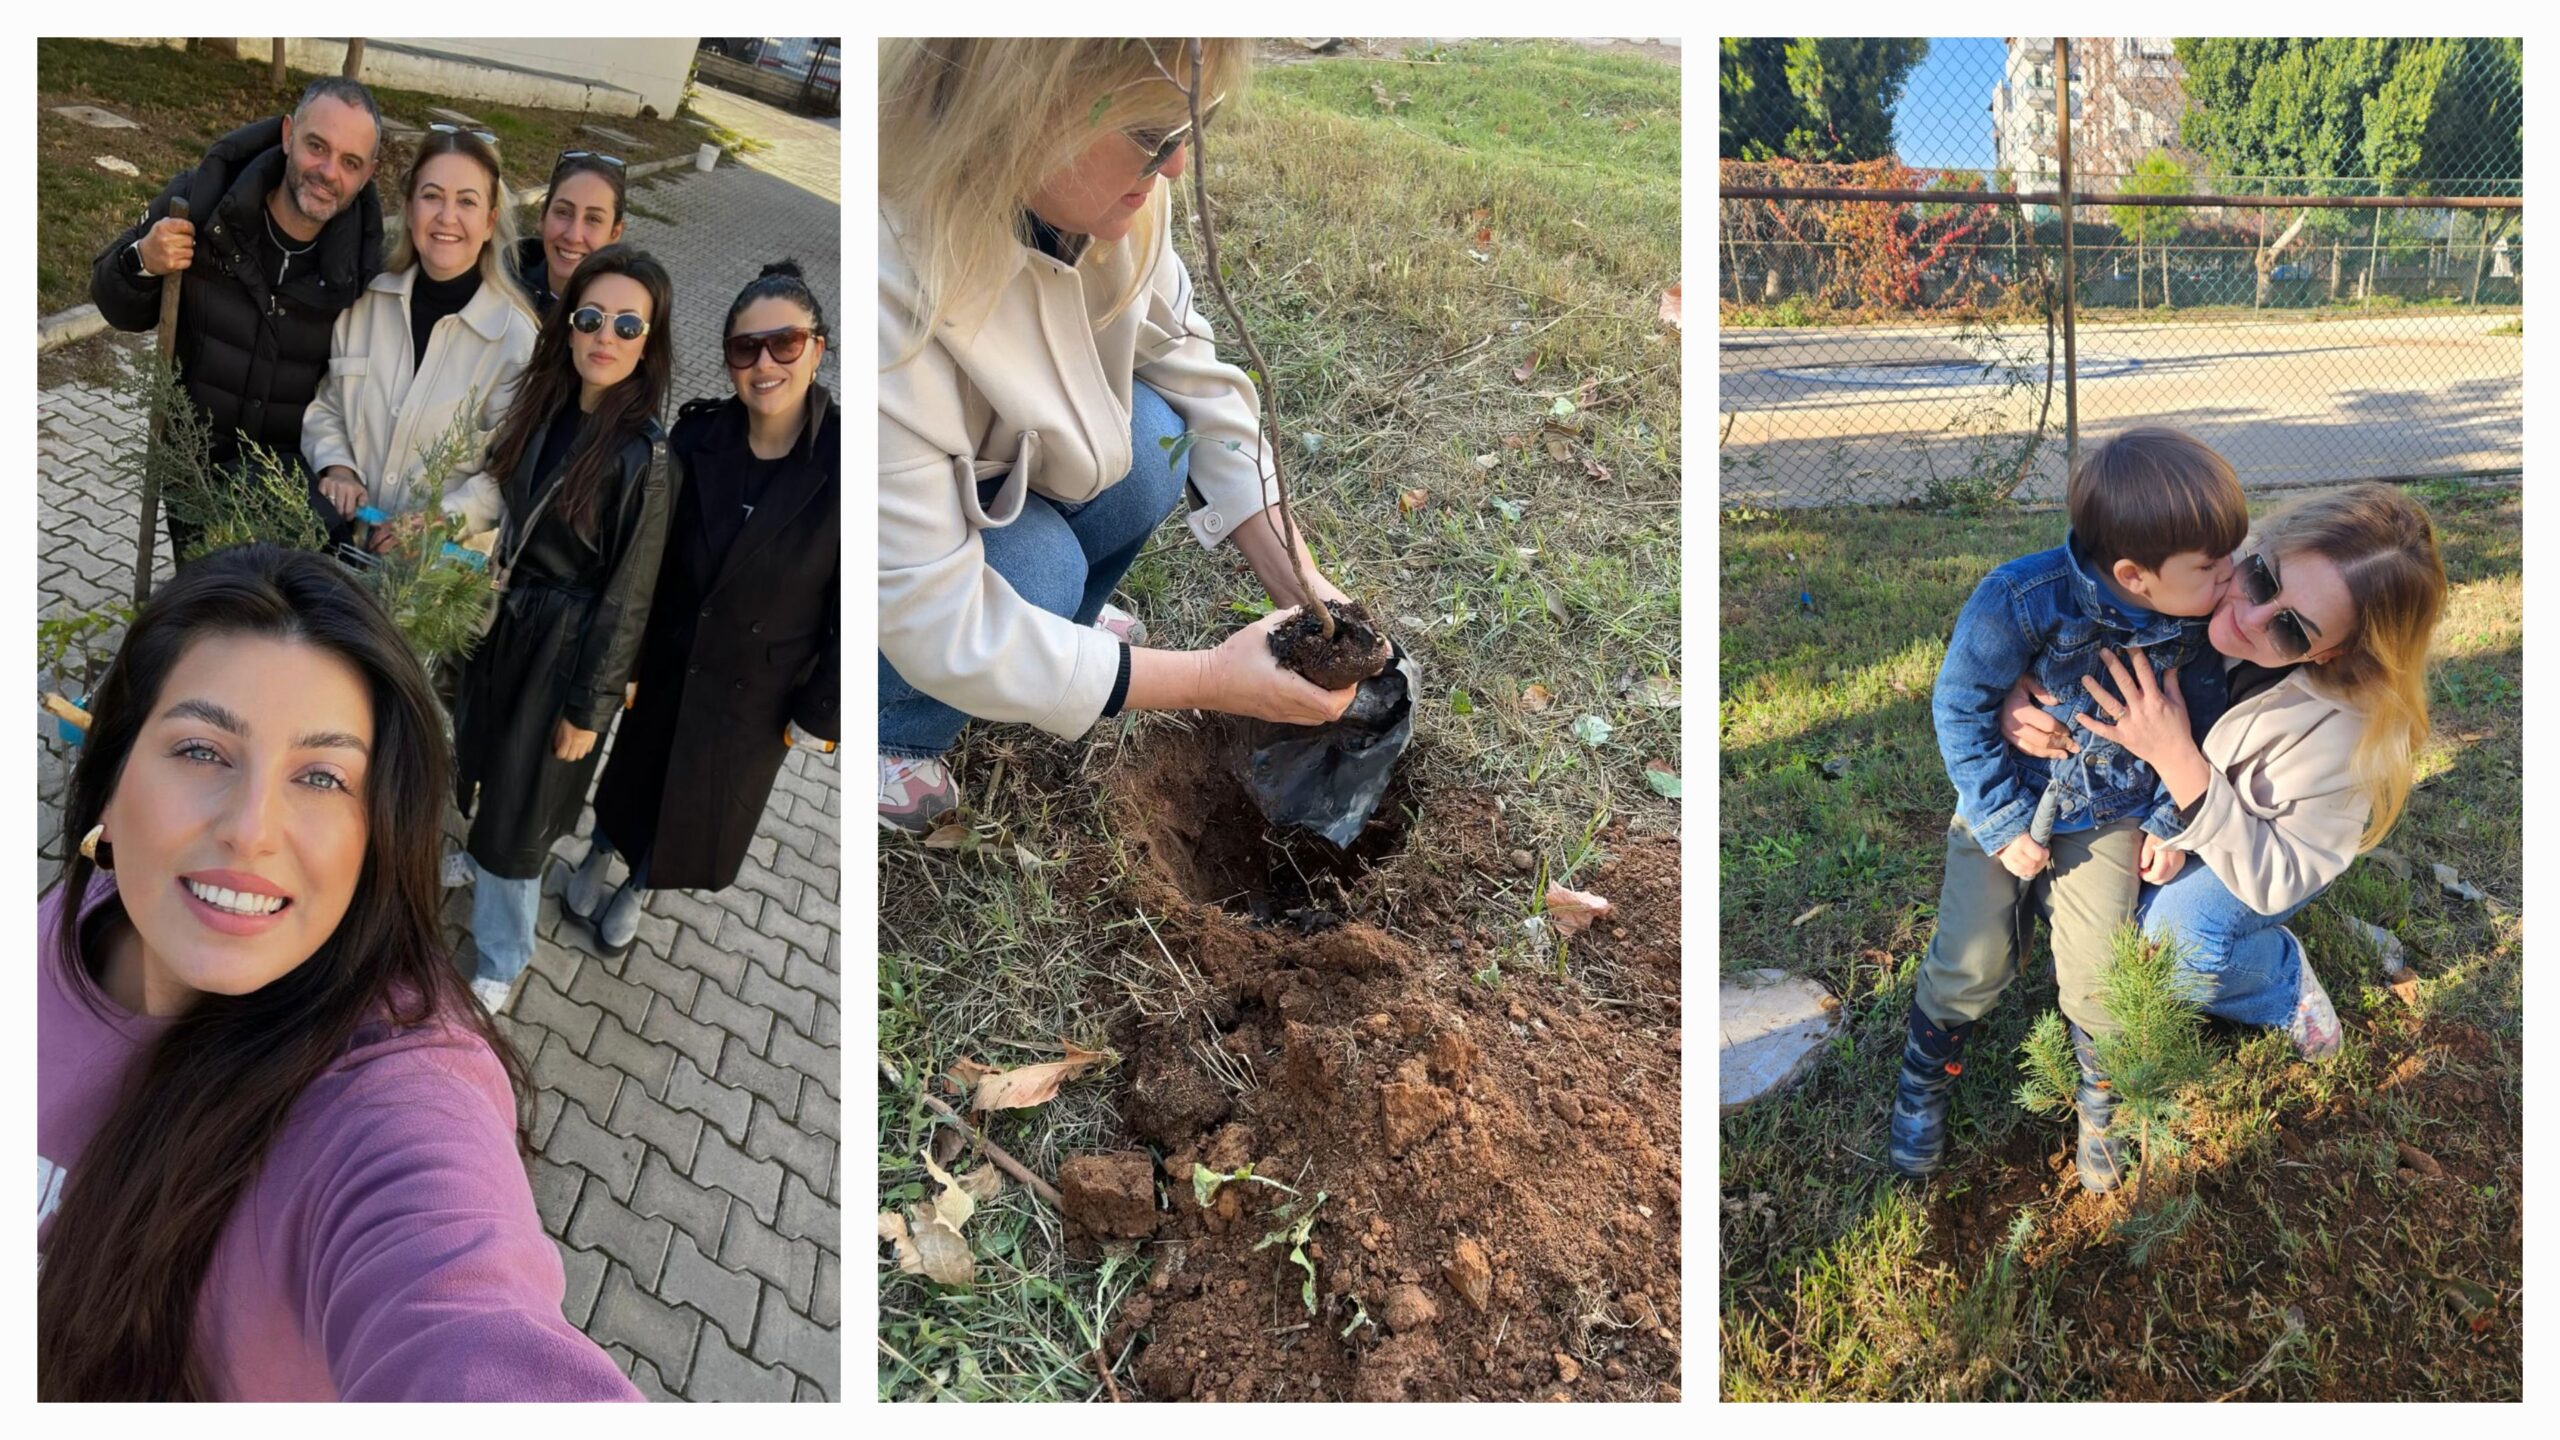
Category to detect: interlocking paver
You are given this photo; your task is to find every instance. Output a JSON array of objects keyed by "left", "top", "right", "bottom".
[
  {"left": 36, "top": 84, "right": 839, "bottom": 1404},
  {"left": 633, "top": 1147, "right": 732, "bottom": 1252},
  {"left": 566, "top": 1172, "right": 675, "bottom": 1290},
  {"left": 660, "top": 1229, "right": 761, "bottom": 1349}
]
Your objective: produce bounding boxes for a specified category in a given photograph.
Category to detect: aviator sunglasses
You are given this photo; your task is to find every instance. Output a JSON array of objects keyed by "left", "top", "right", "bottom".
[
  {"left": 725, "top": 325, "right": 824, "bottom": 370},
  {"left": 569, "top": 306, "right": 650, "bottom": 341},
  {"left": 2236, "top": 550, "right": 2318, "bottom": 661},
  {"left": 1128, "top": 93, "right": 1223, "bottom": 181}
]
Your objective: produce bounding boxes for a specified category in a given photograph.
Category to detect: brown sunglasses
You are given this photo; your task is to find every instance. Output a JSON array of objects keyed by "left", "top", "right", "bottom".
[{"left": 725, "top": 324, "right": 822, "bottom": 369}]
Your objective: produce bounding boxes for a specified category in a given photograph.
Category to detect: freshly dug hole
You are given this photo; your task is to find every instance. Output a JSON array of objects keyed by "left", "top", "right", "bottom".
[{"left": 1269, "top": 599, "right": 1394, "bottom": 690}]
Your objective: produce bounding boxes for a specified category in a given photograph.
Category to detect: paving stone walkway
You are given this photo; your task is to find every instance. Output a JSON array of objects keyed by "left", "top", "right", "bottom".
[{"left": 34, "top": 85, "right": 840, "bottom": 1402}]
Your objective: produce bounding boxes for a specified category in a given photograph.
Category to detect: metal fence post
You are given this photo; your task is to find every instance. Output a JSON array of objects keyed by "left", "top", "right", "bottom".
[{"left": 2055, "top": 37, "right": 2079, "bottom": 476}]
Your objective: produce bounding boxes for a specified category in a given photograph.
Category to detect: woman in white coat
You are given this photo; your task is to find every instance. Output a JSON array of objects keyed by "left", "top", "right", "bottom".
[
  {"left": 2004, "top": 484, "right": 2449, "bottom": 1061},
  {"left": 302, "top": 125, "right": 539, "bottom": 552},
  {"left": 877, "top": 39, "right": 1364, "bottom": 833}
]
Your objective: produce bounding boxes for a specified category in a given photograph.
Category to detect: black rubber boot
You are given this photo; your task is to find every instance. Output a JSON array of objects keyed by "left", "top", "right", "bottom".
[
  {"left": 1888, "top": 1001, "right": 1977, "bottom": 1177},
  {"left": 2071, "top": 1022, "right": 2131, "bottom": 1193}
]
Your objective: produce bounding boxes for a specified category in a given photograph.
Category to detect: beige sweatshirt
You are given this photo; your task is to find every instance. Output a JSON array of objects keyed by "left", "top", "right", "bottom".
[
  {"left": 877, "top": 194, "right": 1283, "bottom": 738},
  {"left": 2164, "top": 666, "right": 2374, "bottom": 915}
]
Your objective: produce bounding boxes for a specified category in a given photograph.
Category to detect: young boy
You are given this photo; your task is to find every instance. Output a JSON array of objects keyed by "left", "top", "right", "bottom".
[{"left": 1892, "top": 428, "right": 2248, "bottom": 1191}]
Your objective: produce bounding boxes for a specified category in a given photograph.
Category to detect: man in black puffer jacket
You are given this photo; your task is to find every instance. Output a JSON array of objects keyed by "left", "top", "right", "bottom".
[{"left": 90, "top": 76, "right": 386, "bottom": 560}]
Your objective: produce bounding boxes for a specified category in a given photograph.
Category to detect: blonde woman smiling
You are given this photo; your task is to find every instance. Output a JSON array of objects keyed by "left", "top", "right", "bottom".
[
  {"left": 878, "top": 38, "right": 1361, "bottom": 832},
  {"left": 302, "top": 124, "right": 539, "bottom": 550}
]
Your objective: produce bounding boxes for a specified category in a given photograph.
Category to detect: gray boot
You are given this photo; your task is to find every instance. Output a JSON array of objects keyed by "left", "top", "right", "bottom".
[
  {"left": 596, "top": 882, "right": 644, "bottom": 957},
  {"left": 565, "top": 841, "right": 616, "bottom": 922}
]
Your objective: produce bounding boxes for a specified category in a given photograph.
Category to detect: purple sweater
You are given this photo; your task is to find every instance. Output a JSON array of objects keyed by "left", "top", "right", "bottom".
[{"left": 37, "top": 882, "right": 642, "bottom": 1401}]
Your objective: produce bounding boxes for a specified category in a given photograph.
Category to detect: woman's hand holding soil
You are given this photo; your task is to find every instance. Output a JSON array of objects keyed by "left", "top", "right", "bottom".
[
  {"left": 1124, "top": 607, "right": 1358, "bottom": 725},
  {"left": 2072, "top": 647, "right": 2212, "bottom": 807}
]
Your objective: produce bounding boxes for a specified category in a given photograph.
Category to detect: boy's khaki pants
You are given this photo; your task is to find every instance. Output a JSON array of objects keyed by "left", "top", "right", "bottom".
[{"left": 1916, "top": 815, "right": 2145, "bottom": 1039}]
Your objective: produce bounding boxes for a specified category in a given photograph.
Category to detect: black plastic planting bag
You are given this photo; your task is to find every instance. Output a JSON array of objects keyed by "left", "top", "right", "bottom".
[{"left": 1234, "top": 643, "right": 1419, "bottom": 846}]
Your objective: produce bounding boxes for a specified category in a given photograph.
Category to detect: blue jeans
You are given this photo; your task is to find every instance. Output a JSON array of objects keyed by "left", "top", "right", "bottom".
[
  {"left": 879, "top": 380, "right": 1191, "bottom": 758},
  {"left": 470, "top": 858, "right": 543, "bottom": 985},
  {"left": 2137, "top": 860, "right": 2323, "bottom": 1029}
]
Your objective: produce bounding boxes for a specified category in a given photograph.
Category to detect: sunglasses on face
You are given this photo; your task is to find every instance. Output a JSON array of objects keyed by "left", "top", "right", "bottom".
[
  {"left": 2237, "top": 551, "right": 2317, "bottom": 660},
  {"left": 725, "top": 325, "right": 822, "bottom": 369},
  {"left": 429, "top": 122, "right": 499, "bottom": 146},
  {"left": 569, "top": 306, "right": 649, "bottom": 341},
  {"left": 1128, "top": 93, "right": 1224, "bottom": 181}
]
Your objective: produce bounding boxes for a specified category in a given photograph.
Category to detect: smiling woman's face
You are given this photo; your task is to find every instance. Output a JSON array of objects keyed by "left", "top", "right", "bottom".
[
  {"left": 1027, "top": 102, "right": 1195, "bottom": 243},
  {"left": 99, "top": 632, "right": 373, "bottom": 1012},
  {"left": 2207, "top": 546, "right": 2360, "bottom": 668}
]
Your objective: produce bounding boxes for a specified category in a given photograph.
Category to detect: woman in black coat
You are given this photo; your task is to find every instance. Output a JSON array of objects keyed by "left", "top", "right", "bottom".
[
  {"left": 566, "top": 261, "right": 839, "bottom": 955},
  {"left": 455, "top": 245, "right": 675, "bottom": 1010}
]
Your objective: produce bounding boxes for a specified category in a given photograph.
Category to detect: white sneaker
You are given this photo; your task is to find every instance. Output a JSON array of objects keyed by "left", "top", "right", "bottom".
[
  {"left": 879, "top": 753, "right": 959, "bottom": 833},
  {"left": 471, "top": 976, "right": 513, "bottom": 1015}
]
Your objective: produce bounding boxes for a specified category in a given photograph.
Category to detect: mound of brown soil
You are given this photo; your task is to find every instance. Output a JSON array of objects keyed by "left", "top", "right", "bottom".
[
  {"left": 1267, "top": 599, "right": 1394, "bottom": 690},
  {"left": 1092, "top": 722, "right": 1682, "bottom": 1401}
]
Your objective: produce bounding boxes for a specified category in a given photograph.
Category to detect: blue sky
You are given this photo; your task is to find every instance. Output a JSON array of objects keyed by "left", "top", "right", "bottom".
[{"left": 1891, "top": 38, "right": 2008, "bottom": 174}]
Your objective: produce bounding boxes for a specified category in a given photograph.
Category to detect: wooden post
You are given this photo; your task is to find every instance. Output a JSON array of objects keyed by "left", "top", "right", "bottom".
[
  {"left": 342, "top": 39, "right": 365, "bottom": 81},
  {"left": 2054, "top": 38, "right": 2078, "bottom": 473},
  {"left": 270, "top": 37, "right": 287, "bottom": 87},
  {"left": 136, "top": 197, "right": 191, "bottom": 604}
]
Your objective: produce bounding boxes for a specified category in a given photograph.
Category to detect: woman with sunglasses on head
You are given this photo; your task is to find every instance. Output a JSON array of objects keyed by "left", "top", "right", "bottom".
[
  {"left": 564, "top": 261, "right": 838, "bottom": 955},
  {"left": 38, "top": 544, "right": 638, "bottom": 1400},
  {"left": 452, "top": 245, "right": 675, "bottom": 1011},
  {"left": 877, "top": 39, "right": 1365, "bottom": 832},
  {"left": 2000, "top": 483, "right": 2448, "bottom": 1062},
  {"left": 513, "top": 150, "right": 627, "bottom": 319},
  {"left": 304, "top": 125, "right": 540, "bottom": 551}
]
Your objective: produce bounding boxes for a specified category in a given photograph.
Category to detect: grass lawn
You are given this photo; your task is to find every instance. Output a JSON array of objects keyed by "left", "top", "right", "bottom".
[
  {"left": 36, "top": 38, "right": 721, "bottom": 317},
  {"left": 878, "top": 40, "right": 1681, "bottom": 1401},
  {"left": 1718, "top": 480, "right": 2522, "bottom": 1400}
]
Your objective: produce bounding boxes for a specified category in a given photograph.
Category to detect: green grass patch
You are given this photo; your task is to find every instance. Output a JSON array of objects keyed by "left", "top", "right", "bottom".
[{"left": 1720, "top": 485, "right": 2522, "bottom": 1399}]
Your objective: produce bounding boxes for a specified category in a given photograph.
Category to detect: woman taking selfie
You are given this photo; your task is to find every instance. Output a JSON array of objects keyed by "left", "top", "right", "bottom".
[
  {"left": 877, "top": 38, "right": 1362, "bottom": 833},
  {"left": 453, "top": 245, "right": 674, "bottom": 1011},
  {"left": 511, "top": 150, "right": 627, "bottom": 319},
  {"left": 37, "top": 544, "right": 638, "bottom": 1400},
  {"left": 569, "top": 261, "right": 839, "bottom": 954},
  {"left": 303, "top": 124, "right": 539, "bottom": 546}
]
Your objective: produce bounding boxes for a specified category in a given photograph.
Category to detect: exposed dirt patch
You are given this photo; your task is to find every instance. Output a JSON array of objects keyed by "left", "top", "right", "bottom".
[{"left": 1095, "top": 723, "right": 1683, "bottom": 1400}]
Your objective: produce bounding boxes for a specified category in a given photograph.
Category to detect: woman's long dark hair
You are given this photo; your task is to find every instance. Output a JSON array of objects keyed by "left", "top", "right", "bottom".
[
  {"left": 483, "top": 244, "right": 674, "bottom": 536},
  {"left": 37, "top": 545, "right": 531, "bottom": 1401}
]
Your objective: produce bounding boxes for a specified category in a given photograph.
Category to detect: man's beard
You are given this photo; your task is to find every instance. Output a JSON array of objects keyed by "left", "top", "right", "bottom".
[{"left": 286, "top": 166, "right": 344, "bottom": 225}]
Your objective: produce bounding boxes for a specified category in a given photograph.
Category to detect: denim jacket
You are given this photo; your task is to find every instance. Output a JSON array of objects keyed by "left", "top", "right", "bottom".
[{"left": 1932, "top": 532, "right": 2230, "bottom": 857}]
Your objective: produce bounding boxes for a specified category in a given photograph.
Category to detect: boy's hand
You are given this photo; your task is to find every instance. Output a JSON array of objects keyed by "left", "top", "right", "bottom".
[
  {"left": 1997, "top": 832, "right": 2050, "bottom": 881},
  {"left": 2139, "top": 833, "right": 2185, "bottom": 884},
  {"left": 1999, "top": 674, "right": 2077, "bottom": 758}
]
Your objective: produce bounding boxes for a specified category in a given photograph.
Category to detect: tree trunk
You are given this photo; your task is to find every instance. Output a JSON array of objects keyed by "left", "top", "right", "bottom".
[
  {"left": 342, "top": 39, "right": 365, "bottom": 81},
  {"left": 2363, "top": 208, "right": 2378, "bottom": 302},
  {"left": 270, "top": 37, "right": 288, "bottom": 87},
  {"left": 2329, "top": 239, "right": 2342, "bottom": 302}
]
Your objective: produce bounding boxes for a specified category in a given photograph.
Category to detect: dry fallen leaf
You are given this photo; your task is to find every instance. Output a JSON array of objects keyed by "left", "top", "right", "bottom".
[
  {"left": 1659, "top": 284, "right": 1683, "bottom": 330},
  {"left": 1582, "top": 456, "right": 1613, "bottom": 483},
  {"left": 1520, "top": 682, "right": 1555, "bottom": 712},
  {"left": 1399, "top": 487, "right": 1431, "bottom": 514},
  {"left": 931, "top": 1124, "right": 966, "bottom": 1167},
  {"left": 1512, "top": 351, "right": 1541, "bottom": 384},
  {"left": 1545, "top": 436, "right": 1573, "bottom": 463},
  {"left": 958, "top": 1163, "right": 1005, "bottom": 1205},
  {"left": 1475, "top": 226, "right": 1494, "bottom": 247},
  {"left": 1546, "top": 884, "right": 1611, "bottom": 935},
  {"left": 881, "top": 1147, "right": 985, "bottom": 1286},
  {"left": 1617, "top": 118, "right": 1641, "bottom": 134},
  {"left": 1792, "top": 904, "right": 1828, "bottom": 927},
  {"left": 968, "top": 1042, "right": 1111, "bottom": 1111},
  {"left": 1470, "top": 206, "right": 1490, "bottom": 223},
  {"left": 1473, "top": 451, "right": 1500, "bottom": 470},
  {"left": 1501, "top": 433, "right": 1530, "bottom": 450},
  {"left": 922, "top": 823, "right": 974, "bottom": 850}
]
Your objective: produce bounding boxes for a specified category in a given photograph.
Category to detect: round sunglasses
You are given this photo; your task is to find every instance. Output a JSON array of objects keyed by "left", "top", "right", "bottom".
[
  {"left": 725, "top": 324, "right": 822, "bottom": 370},
  {"left": 2236, "top": 550, "right": 2320, "bottom": 660},
  {"left": 569, "top": 306, "right": 649, "bottom": 341}
]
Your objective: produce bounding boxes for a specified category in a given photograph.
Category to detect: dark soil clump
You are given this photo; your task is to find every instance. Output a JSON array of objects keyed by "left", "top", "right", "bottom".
[
  {"left": 1268, "top": 599, "right": 1394, "bottom": 690},
  {"left": 1097, "top": 729, "right": 1683, "bottom": 1401}
]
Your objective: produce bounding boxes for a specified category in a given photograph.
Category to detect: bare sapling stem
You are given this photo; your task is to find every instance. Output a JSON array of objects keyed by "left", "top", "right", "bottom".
[{"left": 1179, "top": 40, "right": 1333, "bottom": 639}]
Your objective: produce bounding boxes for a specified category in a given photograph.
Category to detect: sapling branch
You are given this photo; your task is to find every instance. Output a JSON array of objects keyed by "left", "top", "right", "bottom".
[{"left": 1177, "top": 39, "right": 1333, "bottom": 639}]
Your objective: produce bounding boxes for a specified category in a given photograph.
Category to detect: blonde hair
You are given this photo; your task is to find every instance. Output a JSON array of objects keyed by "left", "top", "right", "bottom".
[
  {"left": 383, "top": 129, "right": 536, "bottom": 324},
  {"left": 878, "top": 37, "right": 1253, "bottom": 368},
  {"left": 2255, "top": 483, "right": 2448, "bottom": 849}
]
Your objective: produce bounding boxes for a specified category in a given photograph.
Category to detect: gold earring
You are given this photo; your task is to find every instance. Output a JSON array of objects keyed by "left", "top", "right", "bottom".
[{"left": 78, "top": 824, "right": 114, "bottom": 870}]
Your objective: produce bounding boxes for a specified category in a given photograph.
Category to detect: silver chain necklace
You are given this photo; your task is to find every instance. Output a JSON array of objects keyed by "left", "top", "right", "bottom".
[{"left": 263, "top": 203, "right": 318, "bottom": 285}]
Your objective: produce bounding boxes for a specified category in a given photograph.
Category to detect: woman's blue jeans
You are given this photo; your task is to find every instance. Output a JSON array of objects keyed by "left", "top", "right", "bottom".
[
  {"left": 879, "top": 380, "right": 1191, "bottom": 759},
  {"left": 470, "top": 858, "right": 542, "bottom": 985},
  {"left": 2137, "top": 859, "right": 2324, "bottom": 1029}
]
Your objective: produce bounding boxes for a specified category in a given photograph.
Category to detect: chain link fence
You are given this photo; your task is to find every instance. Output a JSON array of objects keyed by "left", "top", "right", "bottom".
[{"left": 1718, "top": 37, "right": 2523, "bottom": 507}]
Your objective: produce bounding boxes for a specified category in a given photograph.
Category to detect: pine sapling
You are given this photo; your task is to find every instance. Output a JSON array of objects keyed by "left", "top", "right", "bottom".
[{"left": 2014, "top": 925, "right": 2215, "bottom": 1208}]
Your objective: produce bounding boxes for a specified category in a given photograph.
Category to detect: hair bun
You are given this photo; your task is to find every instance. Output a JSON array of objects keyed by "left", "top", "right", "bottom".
[{"left": 757, "top": 260, "right": 804, "bottom": 280}]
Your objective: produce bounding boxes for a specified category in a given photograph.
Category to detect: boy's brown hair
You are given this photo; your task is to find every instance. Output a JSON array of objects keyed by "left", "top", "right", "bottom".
[{"left": 2066, "top": 426, "right": 2251, "bottom": 573}]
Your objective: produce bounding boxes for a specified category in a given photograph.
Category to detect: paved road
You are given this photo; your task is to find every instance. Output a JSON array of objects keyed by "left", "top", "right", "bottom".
[
  {"left": 34, "top": 94, "right": 841, "bottom": 1403},
  {"left": 1719, "top": 312, "right": 2523, "bottom": 504}
]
